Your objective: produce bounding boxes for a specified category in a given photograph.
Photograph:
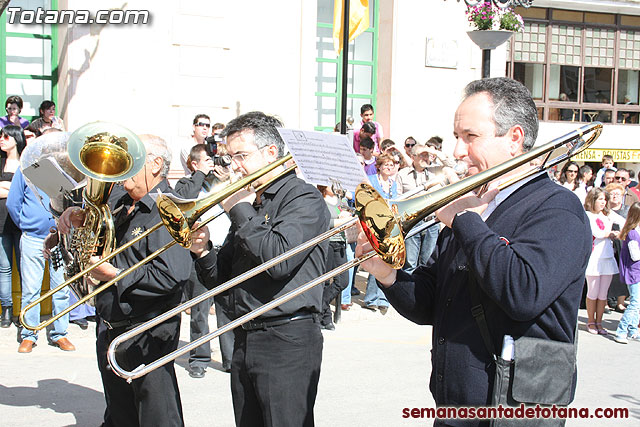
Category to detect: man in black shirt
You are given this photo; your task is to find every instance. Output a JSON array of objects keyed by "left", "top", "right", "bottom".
[
  {"left": 175, "top": 144, "right": 234, "bottom": 378},
  {"left": 190, "top": 112, "right": 329, "bottom": 427},
  {"left": 59, "top": 134, "right": 191, "bottom": 427}
]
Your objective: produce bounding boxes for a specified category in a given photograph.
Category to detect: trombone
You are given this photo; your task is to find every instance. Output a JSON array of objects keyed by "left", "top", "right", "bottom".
[
  {"left": 107, "top": 122, "right": 602, "bottom": 382},
  {"left": 20, "top": 154, "right": 294, "bottom": 331}
]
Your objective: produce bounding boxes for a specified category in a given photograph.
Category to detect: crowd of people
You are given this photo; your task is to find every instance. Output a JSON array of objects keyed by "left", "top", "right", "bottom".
[
  {"left": 562, "top": 154, "right": 640, "bottom": 344},
  {"left": 1, "top": 78, "right": 639, "bottom": 427}
]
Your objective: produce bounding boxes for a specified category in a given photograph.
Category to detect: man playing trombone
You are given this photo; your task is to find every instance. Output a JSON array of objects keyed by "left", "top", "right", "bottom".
[
  {"left": 58, "top": 134, "right": 191, "bottom": 427},
  {"left": 358, "top": 78, "right": 592, "bottom": 425},
  {"left": 190, "top": 111, "right": 329, "bottom": 427}
]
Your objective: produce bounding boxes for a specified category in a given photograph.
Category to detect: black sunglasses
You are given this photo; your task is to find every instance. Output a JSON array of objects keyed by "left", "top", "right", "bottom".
[
  {"left": 405, "top": 143, "right": 416, "bottom": 148},
  {"left": 196, "top": 122, "right": 211, "bottom": 128}
]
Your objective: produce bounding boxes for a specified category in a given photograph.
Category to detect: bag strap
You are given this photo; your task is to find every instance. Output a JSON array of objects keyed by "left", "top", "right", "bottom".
[
  {"left": 468, "top": 278, "right": 498, "bottom": 360},
  {"left": 469, "top": 277, "right": 580, "bottom": 362}
]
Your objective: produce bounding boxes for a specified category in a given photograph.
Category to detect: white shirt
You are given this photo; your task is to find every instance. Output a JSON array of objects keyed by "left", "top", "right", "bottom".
[{"left": 481, "top": 171, "right": 543, "bottom": 221}]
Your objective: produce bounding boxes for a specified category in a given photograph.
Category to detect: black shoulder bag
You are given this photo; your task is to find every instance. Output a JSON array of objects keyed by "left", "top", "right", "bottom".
[{"left": 469, "top": 281, "right": 578, "bottom": 427}]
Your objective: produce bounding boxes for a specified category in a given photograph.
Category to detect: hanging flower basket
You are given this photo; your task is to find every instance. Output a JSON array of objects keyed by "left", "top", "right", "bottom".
[
  {"left": 465, "top": 2, "right": 523, "bottom": 50},
  {"left": 467, "top": 30, "right": 514, "bottom": 50}
]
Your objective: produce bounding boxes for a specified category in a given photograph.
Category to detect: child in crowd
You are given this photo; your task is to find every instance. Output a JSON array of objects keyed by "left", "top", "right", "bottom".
[
  {"left": 353, "top": 121, "right": 378, "bottom": 154},
  {"left": 584, "top": 187, "right": 625, "bottom": 335},
  {"left": 594, "top": 154, "right": 616, "bottom": 188},
  {"left": 356, "top": 103, "right": 383, "bottom": 144},
  {"left": 613, "top": 202, "right": 640, "bottom": 344},
  {"left": 359, "top": 137, "right": 377, "bottom": 175}
]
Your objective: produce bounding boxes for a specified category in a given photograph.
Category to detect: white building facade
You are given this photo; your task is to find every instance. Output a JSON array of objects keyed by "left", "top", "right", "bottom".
[{"left": 2, "top": 0, "right": 640, "bottom": 171}]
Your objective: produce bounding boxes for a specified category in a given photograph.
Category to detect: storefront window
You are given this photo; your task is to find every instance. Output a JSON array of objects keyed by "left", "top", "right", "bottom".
[
  {"left": 617, "top": 69, "right": 639, "bottom": 104},
  {"left": 509, "top": 7, "right": 640, "bottom": 124},
  {"left": 583, "top": 67, "right": 612, "bottom": 104},
  {"left": 549, "top": 65, "right": 579, "bottom": 102},
  {"left": 513, "top": 63, "right": 544, "bottom": 100}
]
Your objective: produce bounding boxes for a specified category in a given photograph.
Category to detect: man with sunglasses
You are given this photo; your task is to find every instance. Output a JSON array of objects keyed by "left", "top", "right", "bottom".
[
  {"left": 178, "top": 114, "right": 211, "bottom": 175},
  {"left": 190, "top": 111, "right": 329, "bottom": 427},
  {"left": 614, "top": 168, "right": 640, "bottom": 207}
]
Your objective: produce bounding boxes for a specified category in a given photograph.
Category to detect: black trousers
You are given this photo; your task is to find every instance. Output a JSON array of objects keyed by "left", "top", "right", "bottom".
[
  {"left": 321, "top": 241, "right": 348, "bottom": 324},
  {"left": 231, "top": 317, "right": 323, "bottom": 427},
  {"left": 186, "top": 267, "right": 212, "bottom": 368},
  {"left": 96, "top": 315, "right": 184, "bottom": 427},
  {"left": 214, "top": 294, "right": 234, "bottom": 370}
]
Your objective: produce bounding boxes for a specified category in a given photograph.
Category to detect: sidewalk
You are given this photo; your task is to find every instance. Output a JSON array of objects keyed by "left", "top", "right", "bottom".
[{"left": 0, "top": 277, "right": 638, "bottom": 426}]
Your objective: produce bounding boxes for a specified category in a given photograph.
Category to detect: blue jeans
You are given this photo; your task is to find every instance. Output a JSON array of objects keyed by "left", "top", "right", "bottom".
[
  {"left": 615, "top": 282, "right": 639, "bottom": 339},
  {"left": 341, "top": 242, "right": 356, "bottom": 305},
  {"left": 364, "top": 273, "right": 388, "bottom": 308},
  {"left": 20, "top": 233, "right": 69, "bottom": 343},
  {"left": 0, "top": 230, "right": 21, "bottom": 307},
  {"left": 403, "top": 223, "right": 439, "bottom": 273}
]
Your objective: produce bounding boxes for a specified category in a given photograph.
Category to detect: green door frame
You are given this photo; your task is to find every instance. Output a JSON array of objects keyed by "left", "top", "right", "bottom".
[
  {"left": 0, "top": 0, "right": 58, "bottom": 121},
  {"left": 315, "top": 1, "right": 379, "bottom": 131}
]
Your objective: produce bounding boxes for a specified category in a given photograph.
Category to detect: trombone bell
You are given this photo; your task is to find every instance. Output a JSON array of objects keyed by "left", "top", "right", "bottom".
[{"left": 355, "top": 183, "right": 406, "bottom": 269}]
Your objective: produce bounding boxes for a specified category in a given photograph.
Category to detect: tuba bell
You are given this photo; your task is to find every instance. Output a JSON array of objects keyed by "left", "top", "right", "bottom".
[{"left": 62, "top": 122, "right": 147, "bottom": 305}]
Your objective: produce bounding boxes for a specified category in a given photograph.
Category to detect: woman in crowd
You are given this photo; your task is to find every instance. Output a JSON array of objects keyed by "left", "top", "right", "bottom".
[
  {"left": 30, "top": 100, "right": 65, "bottom": 133},
  {"left": 363, "top": 154, "right": 397, "bottom": 313},
  {"left": 0, "top": 96, "right": 29, "bottom": 130},
  {"left": 613, "top": 202, "right": 640, "bottom": 344},
  {"left": 606, "top": 183, "right": 629, "bottom": 218},
  {"left": 558, "top": 161, "right": 581, "bottom": 191},
  {"left": 584, "top": 188, "right": 625, "bottom": 335},
  {"left": 0, "top": 126, "right": 26, "bottom": 327},
  {"left": 574, "top": 165, "right": 593, "bottom": 204}
]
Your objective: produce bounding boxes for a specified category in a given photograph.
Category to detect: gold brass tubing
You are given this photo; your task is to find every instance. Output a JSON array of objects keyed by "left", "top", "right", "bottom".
[
  {"left": 19, "top": 222, "right": 163, "bottom": 331},
  {"left": 20, "top": 155, "right": 295, "bottom": 331},
  {"left": 107, "top": 217, "right": 361, "bottom": 382}
]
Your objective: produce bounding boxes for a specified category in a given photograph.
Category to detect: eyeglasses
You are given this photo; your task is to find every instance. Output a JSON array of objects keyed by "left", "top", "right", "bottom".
[
  {"left": 405, "top": 143, "right": 416, "bottom": 148},
  {"left": 614, "top": 176, "right": 628, "bottom": 182},
  {"left": 230, "top": 148, "right": 263, "bottom": 165},
  {"left": 566, "top": 169, "right": 578, "bottom": 173},
  {"left": 196, "top": 122, "right": 211, "bottom": 128}
]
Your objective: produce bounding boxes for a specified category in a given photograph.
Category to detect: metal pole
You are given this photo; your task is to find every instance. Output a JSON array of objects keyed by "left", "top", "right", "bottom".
[
  {"left": 339, "top": 0, "right": 350, "bottom": 134},
  {"left": 482, "top": 49, "right": 491, "bottom": 78}
]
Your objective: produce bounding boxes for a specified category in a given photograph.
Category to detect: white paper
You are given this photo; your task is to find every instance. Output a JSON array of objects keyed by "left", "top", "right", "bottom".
[
  {"left": 277, "top": 128, "right": 369, "bottom": 193},
  {"left": 23, "top": 157, "right": 80, "bottom": 200}
]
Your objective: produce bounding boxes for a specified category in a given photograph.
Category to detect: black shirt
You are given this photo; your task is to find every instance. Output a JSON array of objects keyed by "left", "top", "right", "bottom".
[
  {"left": 95, "top": 180, "right": 191, "bottom": 322},
  {"left": 195, "top": 170, "right": 330, "bottom": 320}
]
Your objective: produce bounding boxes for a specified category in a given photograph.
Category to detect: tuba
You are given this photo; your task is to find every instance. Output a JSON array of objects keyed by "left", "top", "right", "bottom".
[{"left": 61, "top": 122, "right": 147, "bottom": 304}]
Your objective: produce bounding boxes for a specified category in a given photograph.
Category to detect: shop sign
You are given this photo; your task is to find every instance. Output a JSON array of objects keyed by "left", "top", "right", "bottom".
[{"left": 571, "top": 148, "right": 640, "bottom": 162}]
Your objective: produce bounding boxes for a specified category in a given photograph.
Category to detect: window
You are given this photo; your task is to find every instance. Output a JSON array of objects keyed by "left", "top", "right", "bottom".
[
  {"left": 314, "top": 0, "right": 378, "bottom": 131},
  {"left": 507, "top": 7, "right": 640, "bottom": 125},
  {"left": 0, "top": 0, "right": 58, "bottom": 119}
]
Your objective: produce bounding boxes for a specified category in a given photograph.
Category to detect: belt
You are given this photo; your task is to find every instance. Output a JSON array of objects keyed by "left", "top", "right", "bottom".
[
  {"left": 241, "top": 311, "right": 317, "bottom": 331},
  {"left": 103, "top": 308, "right": 167, "bottom": 330}
]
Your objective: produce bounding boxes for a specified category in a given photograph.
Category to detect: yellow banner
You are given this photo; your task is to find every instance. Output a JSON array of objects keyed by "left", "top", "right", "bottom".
[{"left": 571, "top": 148, "right": 640, "bottom": 162}]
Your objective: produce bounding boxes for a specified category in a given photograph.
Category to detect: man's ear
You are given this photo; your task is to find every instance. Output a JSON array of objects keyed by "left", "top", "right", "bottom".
[
  {"left": 509, "top": 125, "right": 525, "bottom": 156},
  {"left": 265, "top": 144, "right": 279, "bottom": 161},
  {"left": 150, "top": 156, "right": 164, "bottom": 175}
]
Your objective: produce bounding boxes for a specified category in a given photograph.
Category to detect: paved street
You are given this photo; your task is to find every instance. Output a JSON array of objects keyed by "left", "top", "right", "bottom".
[{"left": 0, "top": 275, "right": 638, "bottom": 426}]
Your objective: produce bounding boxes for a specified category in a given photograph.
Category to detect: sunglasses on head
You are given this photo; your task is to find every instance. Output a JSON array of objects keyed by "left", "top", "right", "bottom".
[{"left": 196, "top": 122, "right": 211, "bottom": 128}]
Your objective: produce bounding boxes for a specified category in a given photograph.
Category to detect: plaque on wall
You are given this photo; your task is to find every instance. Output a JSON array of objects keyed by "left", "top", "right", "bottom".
[{"left": 425, "top": 37, "right": 458, "bottom": 69}]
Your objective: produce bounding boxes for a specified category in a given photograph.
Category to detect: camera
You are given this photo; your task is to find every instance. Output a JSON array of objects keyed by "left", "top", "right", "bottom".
[{"left": 213, "top": 154, "right": 231, "bottom": 167}]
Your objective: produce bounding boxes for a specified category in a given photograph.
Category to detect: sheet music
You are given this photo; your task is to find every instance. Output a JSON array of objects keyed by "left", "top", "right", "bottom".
[
  {"left": 277, "top": 129, "right": 368, "bottom": 193},
  {"left": 23, "top": 157, "right": 81, "bottom": 200}
]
